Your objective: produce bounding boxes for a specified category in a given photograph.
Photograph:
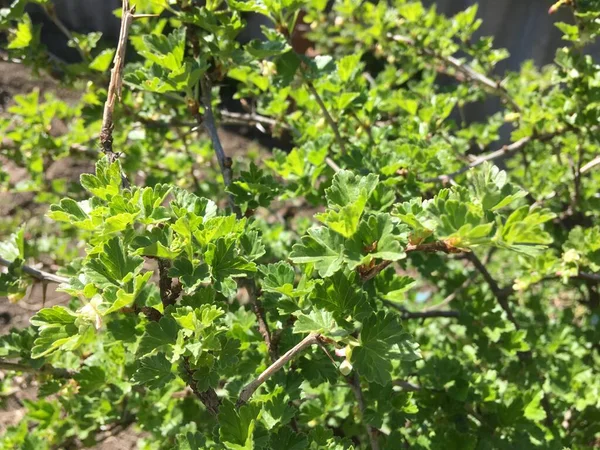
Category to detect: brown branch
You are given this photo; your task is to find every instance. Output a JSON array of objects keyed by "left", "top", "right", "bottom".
[
  {"left": 0, "top": 257, "right": 69, "bottom": 284},
  {"left": 157, "top": 259, "right": 181, "bottom": 308},
  {"left": 348, "top": 372, "right": 380, "bottom": 450},
  {"left": 237, "top": 333, "right": 324, "bottom": 406},
  {"left": 99, "top": 0, "right": 135, "bottom": 187},
  {"left": 359, "top": 240, "right": 464, "bottom": 282},
  {"left": 182, "top": 357, "right": 221, "bottom": 415},
  {"left": 241, "top": 279, "right": 278, "bottom": 362}
]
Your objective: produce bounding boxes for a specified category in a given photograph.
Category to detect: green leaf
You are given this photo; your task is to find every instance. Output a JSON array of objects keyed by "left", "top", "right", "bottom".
[
  {"left": 83, "top": 237, "right": 144, "bottom": 289},
  {"left": 260, "top": 262, "right": 298, "bottom": 298},
  {"left": 206, "top": 238, "right": 256, "bottom": 280},
  {"left": 524, "top": 391, "right": 547, "bottom": 422},
  {"left": 169, "top": 258, "right": 210, "bottom": 293},
  {"left": 8, "top": 13, "right": 33, "bottom": 49},
  {"left": 80, "top": 157, "right": 122, "bottom": 200},
  {"left": 345, "top": 214, "right": 408, "bottom": 269},
  {"left": 352, "top": 312, "right": 420, "bottom": 385},
  {"left": 30, "top": 306, "right": 80, "bottom": 359},
  {"left": 0, "top": 229, "right": 24, "bottom": 261},
  {"left": 89, "top": 48, "right": 115, "bottom": 72},
  {"left": 311, "top": 271, "right": 369, "bottom": 321},
  {"left": 74, "top": 366, "right": 106, "bottom": 395},
  {"left": 269, "top": 427, "right": 309, "bottom": 450},
  {"left": 218, "top": 400, "right": 260, "bottom": 450},
  {"left": 131, "top": 354, "right": 175, "bottom": 390},
  {"left": 315, "top": 170, "right": 379, "bottom": 237},
  {"left": 375, "top": 269, "right": 416, "bottom": 303},
  {"left": 293, "top": 310, "right": 337, "bottom": 335},
  {"left": 137, "top": 316, "right": 179, "bottom": 357},
  {"left": 470, "top": 163, "right": 527, "bottom": 211},
  {"left": 290, "top": 227, "right": 345, "bottom": 277}
]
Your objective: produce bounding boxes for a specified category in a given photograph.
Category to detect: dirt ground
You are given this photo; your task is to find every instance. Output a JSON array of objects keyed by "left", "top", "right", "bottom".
[{"left": 0, "top": 58, "right": 267, "bottom": 448}]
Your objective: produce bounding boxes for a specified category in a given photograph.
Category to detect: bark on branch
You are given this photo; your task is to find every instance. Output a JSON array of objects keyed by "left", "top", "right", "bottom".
[{"left": 237, "top": 333, "right": 326, "bottom": 407}]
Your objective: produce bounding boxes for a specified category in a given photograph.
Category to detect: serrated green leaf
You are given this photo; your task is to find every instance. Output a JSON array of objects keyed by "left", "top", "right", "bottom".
[{"left": 353, "top": 312, "right": 420, "bottom": 385}]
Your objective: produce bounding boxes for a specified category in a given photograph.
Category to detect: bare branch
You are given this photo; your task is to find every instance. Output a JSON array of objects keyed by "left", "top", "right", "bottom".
[
  {"left": 393, "top": 380, "right": 422, "bottom": 391},
  {"left": 0, "top": 257, "right": 69, "bottom": 284},
  {"left": 348, "top": 373, "right": 380, "bottom": 450},
  {"left": 237, "top": 333, "right": 323, "bottom": 406},
  {"left": 303, "top": 78, "right": 347, "bottom": 154},
  {"left": 580, "top": 155, "right": 600, "bottom": 174},
  {"left": 43, "top": 4, "right": 87, "bottom": 61},
  {"left": 425, "top": 132, "right": 561, "bottom": 183},
  {"left": 99, "top": 0, "right": 136, "bottom": 187},
  {"left": 192, "top": 76, "right": 242, "bottom": 217},
  {"left": 389, "top": 33, "right": 519, "bottom": 111}
]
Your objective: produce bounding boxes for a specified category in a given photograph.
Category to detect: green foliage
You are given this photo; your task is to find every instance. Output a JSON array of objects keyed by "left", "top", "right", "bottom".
[{"left": 1, "top": 0, "right": 600, "bottom": 448}]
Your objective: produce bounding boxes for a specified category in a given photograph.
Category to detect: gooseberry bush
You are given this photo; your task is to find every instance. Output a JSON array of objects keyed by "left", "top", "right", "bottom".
[{"left": 1, "top": 0, "right": 599, "bottom": 448}]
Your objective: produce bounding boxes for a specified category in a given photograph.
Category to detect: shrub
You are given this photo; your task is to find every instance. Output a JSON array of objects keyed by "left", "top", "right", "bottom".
[{"left": 0, "top": 0, "right": 599, "bottom": 448}]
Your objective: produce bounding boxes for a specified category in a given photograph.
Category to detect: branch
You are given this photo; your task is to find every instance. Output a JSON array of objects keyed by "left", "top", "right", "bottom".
[
  {"left": 157, "top": 259, "right": 181, "bottom": 308},
  {"left": 425, "top": 132, "right": 561, "bottom": 183},
  {"left": 389, "top": 33, "right": 518, "bottom": 111},
  {"left": 393, "top": 380, "right": 422, "bottom": 391},
  {"left": 182, "top": 357, "right": 221, "bottom": 415},
  {"left": 0, "top": 360, "right": 74, "bottom": 378},
  {"left": 245, "top": 280, "right": 279, "bottom": 362},
  {"left": 466, "top": 253, "right": 519, "bottom": 329},
  {"left": 580, "top": 155, "right": 600, "bottom": 174},
  {"left": 348, "top": 372, "right": 380, "bottom": 450},
  {"left": 99, "top": 0, "right": 135, "bottom": 187},
  {"left": 193, "top": 76, "right": 242, "bottom": 217},
  {"left": 359, "top": 240, "right": 464, "bottom": 282},
  {"left": 43, "top": 4, "right": 87, "bottom": 61},
  {"left": 237, "top": 333, "right": 323, "bottom": 406},
  {"left": 303, "top": 78, "right": 347, "bottom": 154},
  {"left": 0, "top": 257, "right": 69, "bottom": 284}
]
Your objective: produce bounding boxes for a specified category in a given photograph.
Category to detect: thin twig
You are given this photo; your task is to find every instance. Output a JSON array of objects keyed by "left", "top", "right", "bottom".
[
  {"left": 580, "top": 155, "right": 600, "bottom": 173},
  {"left": 385, "top": 300, "right": 459, "bottom": 319},
  {"left": 466, "top": 253, "right": 518, "bottom": 329},
  {"left": 242, "top": 279, "right": 279, "bottom": 362},
  {"left": 237, "top": 333, "right": 324, "bottom": 406},
  {"left": 0, "top": 257, "right": 69, "bottom": 284},
  {"left": 43, "top": 5, "right": 87, "bottom": 61},
  {"left": 304, "top": 78, "right": 347, "bottom": 154},
  {"left": 0, "top": 360, "right": 74, "bottom": 378},
  {"left": 426, "top": 132, "right": 561, "bottom": 183},
  {"left": 389, "top": 33, "right": 519, "bottom": 111},
  {"left": 194, "top": 76, "right": 242, "bottom": 217},
  {"left": 348, "top": 372, "right": 380, "bottom": 450},
  {"left": 182, "top": 357, "right": 221, "bottom": 415},
  {"left": 393, "top": 380, "right": 422, "bottom": 391}
]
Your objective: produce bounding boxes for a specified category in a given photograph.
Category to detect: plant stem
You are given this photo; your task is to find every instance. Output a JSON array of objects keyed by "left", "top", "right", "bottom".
[
  {"left": 237, "top": 333, "right": 323, "bottom": 406},
  {"left": 0, "top": 257, "right": 68, "bottom": 284}
]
